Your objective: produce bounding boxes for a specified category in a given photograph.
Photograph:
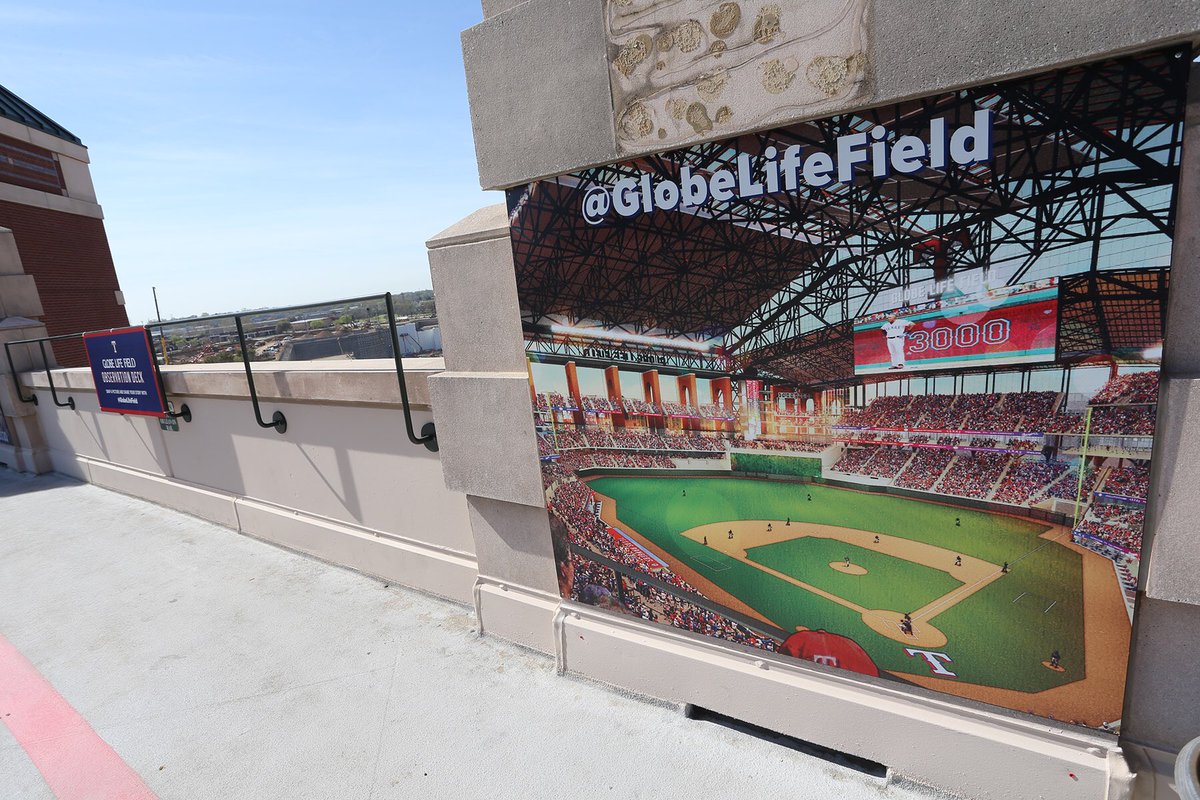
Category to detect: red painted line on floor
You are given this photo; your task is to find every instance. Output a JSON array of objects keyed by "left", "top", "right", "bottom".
[{"left": 0, "top": 634, "right": 157, "bottom": 800}]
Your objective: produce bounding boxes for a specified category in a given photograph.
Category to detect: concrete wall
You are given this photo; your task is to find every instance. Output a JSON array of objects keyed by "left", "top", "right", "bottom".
[{"left": 12, "top": 359, "right": 476, "bottom": 606}]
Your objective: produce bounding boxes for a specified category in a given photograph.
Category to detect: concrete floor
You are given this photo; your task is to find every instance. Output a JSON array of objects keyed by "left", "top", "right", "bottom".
[{"left": 0, "top": 471, "right": 959, "bottom": 799}]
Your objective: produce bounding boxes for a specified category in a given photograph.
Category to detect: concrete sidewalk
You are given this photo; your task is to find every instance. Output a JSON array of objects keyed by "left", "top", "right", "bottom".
[{"left": 0, "top": 471, "right": 956, "bottom": 799}]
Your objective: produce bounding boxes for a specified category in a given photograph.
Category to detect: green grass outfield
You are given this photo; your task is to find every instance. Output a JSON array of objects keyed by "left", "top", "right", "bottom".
[
  {"left": 588, "top": 475, "right": 1084, "bottom": 692},
  {"left": 746, "top": 538, "right": 964, "bottom": 613}
]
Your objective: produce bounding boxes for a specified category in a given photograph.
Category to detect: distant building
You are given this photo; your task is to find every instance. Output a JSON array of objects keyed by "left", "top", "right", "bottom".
[{"left": 0, "top": 84, "right": 128, "bottom": 365}]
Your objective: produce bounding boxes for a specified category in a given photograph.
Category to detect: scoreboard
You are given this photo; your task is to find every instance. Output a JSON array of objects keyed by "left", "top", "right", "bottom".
[{"left": 853, "top": 279, "right": 1058, "bottom": 376}]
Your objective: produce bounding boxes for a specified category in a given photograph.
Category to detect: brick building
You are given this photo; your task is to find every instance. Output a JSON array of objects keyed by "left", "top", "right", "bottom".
[{"left": 0, "top": 84, "right": 128, "bottom": 366}]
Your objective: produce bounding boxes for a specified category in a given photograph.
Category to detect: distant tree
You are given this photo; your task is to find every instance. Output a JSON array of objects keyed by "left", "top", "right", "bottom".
[
  {"left": 335, "top": 314, "right": 354, "bottom": 326},
  {"left": 274, "top": 320, "right": 292, "bottom": 335}
]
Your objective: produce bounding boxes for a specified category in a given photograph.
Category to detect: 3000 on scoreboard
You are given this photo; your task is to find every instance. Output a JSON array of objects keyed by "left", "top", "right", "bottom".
[
  {"left": 907, "top": 319, "right": 1011, "bottom": 353},
  {"left": 852, "top": 290, "right": 1059, "bottom": 375}
]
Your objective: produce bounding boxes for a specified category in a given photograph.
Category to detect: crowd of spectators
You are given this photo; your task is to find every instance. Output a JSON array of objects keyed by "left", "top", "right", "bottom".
[
  {"left": 558, "top": 451, "right": 680, "bottom": 471},
  {"left": 546, "top": 391, "right": 572, "bottom": 410},
  {"left": 832, "top": 447, "right": 878, "bottom": 473},
  {"left": 1091, "top": 372, "right": 1159, "bottom": 405},
  {"left": 1076, "top": 501, "right": 1145, "bottom": 553},
  {"left": 726, "top": 437, "right": 827, "bottom": 452},
  {"left": 1087, "top": 405, "right": 1156, "bottom": 436},
  {"left": 838, "top": 396, "right": 912, "bottom": 427},
  {"left": 912, "top": 394, "right": 959, "bottom": 429},
  {"left": 580, "top": 395, "right": 618, "bottom": 413},
  {"left": 1045, "top": 465, "right": 1100, "bottom": 500},
  {"left": 552, "top": 474, "right": 778, "bottom": 653},
  {"left": 992, "top": 459, "right": 1070, "bottom": 505},
  {"left": 836, "top": 391, "right": 1062, "bottom": 433},
  {"left": 935, "top": 452, "right": 1015, "bottom": 499},
  {"left": 894, "top": 448, "right": 955, "bottom": 490},
  {"left": 955, "top": 393, "right": 1004, "bottom": 430},
  {"left": 546, "top": 429, "right": 728, "bottom": 453},
  {"left": 1101, "top": 463, "right": 1150, "bottom": 500},
  {"left": 621, "top": 397, "right": 659, "bottom": 416},
  {"left": 860, "top": 446, "right": 911, "bottom": 478},
  {"left": 833, "top": 387, "right": 1159, "bottom": 438},
  {"left": 621, "top": 580, "right": 778, "bottom": 651}
]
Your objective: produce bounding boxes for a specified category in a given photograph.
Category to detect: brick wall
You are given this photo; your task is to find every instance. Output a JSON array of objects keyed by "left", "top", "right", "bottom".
[{"left": 0, "top": 199, "right": 128, "bottom": 366}]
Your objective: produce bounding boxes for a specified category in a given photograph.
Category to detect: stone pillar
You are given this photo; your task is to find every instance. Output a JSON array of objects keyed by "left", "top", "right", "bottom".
[
  {"left": 603, "top": 365, "right": 626, "bottom": 429},
  {"left": 426, "top": 205, "right": 561, "bottom": 653},
  {"left": 641, "top": 370, "right": 662, "bottom": 430},
  {"left": 710, "top": 376, "right": 735, "bottom": 435},
  {"left": 563, "top": 360, "right": 585, "bottom": 427},
  {"left": 1120, "top": 62, "right": 1200, "bottom": 794}
]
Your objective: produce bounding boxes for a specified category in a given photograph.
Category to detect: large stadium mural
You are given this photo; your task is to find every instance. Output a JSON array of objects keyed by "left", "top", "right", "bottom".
[{"left": 505, "top": 46, "right": 1191, "bottom": 732}]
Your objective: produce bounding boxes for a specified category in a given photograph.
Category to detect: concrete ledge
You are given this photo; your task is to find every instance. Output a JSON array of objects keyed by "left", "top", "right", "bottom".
[
  {"left": 426, "top": 203, "right": 509, "bottom": 249},
  {"left": 474, "top": 577, "right": 560, "bottom": 654},
  {"left": 0, "top": 115, "right": 90, "bottom": 163},
  {"left": 54, "top": 457, "right": 479, "bottom": 606},
  {"left": 558, "top": 604, "right": 1118, "bottom": 800},
  {"left": 0, "top": 180, "right": 104, "bottom": 220},
  {"left": 234, "top": 498, "right": 478, "bottom": 606},
  {"left": 85, "top": 460, "right": 240, "bottom": 529},
  {"left": 22, "top": 359, "right": 444, "bottom": 410}
]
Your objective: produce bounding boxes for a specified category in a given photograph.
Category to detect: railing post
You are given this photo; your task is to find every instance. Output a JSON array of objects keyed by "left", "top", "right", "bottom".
[
  {"left": 234, "top": 314, "right": 286, "bottom": 434},
  {"left": 385, "top": 292, "right": 438, "bottom": 452}
]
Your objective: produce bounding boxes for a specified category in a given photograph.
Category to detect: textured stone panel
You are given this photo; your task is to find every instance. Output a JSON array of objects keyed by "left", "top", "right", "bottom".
[{"left": 606, "top": 0, "right": 870, "bottom": 154}]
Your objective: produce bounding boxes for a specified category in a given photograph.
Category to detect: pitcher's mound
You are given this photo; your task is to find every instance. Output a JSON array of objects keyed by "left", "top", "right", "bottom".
[
  {"left": 1041, "top": 661, "right": 1066, "bottom": 673},
  {"left": 829, "top": 561, "right": 868, "bottom": 575}
]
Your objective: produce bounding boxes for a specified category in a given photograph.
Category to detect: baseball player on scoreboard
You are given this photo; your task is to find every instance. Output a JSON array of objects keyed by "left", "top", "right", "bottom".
[{"left": 881, "top": 312, "right": 913, "bottom": 370}]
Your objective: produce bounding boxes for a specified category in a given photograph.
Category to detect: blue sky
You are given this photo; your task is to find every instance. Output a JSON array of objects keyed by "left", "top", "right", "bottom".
[{"left": 0, "top": 1, "right": 495, "bottom": 323}]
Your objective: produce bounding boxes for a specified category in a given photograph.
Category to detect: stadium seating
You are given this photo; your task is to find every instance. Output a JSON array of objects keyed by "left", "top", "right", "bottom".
[
  {"left": 1091, "top": 372, "right": 1159, "bottom": 405},
  {"left": 992, "top": 459, "right": 1070, "bottom": 505},
  {"left": 833, "top": 385, "right": 1155, "bottom": 437},
  {"left": 1077, "top": 501, "right": 1145, "bottom": 553},
  {"left": 935, "top": 452, "right": 1014, "bottom": 499},
  {"left": 1100, "top": 463, "right": 1150, "bottom": 500},
  {"left": 552, "top": 475, "right": 777, "bottom": 652},
  {"left": 894, "top": 448, "right": 955, "bottom": 490}
]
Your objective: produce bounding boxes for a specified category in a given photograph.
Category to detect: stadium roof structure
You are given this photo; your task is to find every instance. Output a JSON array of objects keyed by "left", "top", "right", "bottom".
[
  {"left": 0, "top": 83, "right": 82, "bottom": 145},
  {"left": 509, "top": 45, "right": 1189, "bottom": 389}
]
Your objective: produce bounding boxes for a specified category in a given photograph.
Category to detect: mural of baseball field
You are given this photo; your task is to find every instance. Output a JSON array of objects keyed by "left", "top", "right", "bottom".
[{"left": 506, "top": 46, "right": 1191, "bottom": 732}]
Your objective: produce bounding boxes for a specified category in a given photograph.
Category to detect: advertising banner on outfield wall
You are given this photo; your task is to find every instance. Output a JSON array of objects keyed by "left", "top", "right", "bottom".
[{"left": 506, "top": 46, "right": 1192, "bottom": 733}]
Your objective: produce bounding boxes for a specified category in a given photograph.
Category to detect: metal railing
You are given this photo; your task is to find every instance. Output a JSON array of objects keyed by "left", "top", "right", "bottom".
[{"left": 2, "top": 291, "right": 438, "bottom": 452}]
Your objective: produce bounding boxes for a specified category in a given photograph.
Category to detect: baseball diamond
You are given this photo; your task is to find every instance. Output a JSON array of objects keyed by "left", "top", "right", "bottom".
[{"left": 585, "top": 475, "right": 1128, "bottom": 725}]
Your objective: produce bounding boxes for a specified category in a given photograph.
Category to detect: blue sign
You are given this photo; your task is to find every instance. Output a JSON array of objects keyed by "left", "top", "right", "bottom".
[{"left": 83, "top": 327, "right": 167, "bottom": 417}]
